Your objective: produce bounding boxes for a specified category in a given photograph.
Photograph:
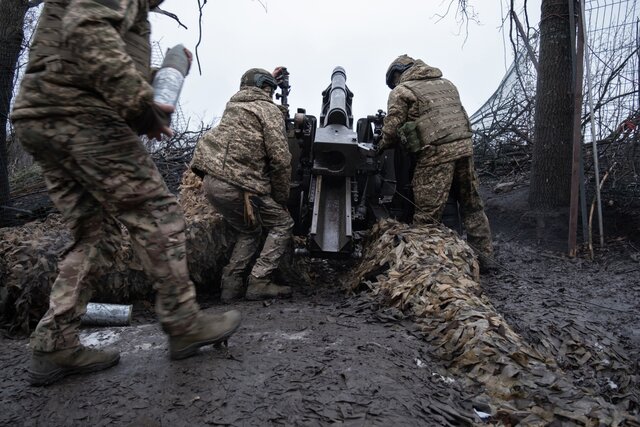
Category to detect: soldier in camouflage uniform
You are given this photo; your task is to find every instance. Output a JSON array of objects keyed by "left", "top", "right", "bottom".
[
  {"left": 378, "top": 55, "right": 495, "bottom": 270},
  {"left": 191, "top": 68, "right": 294, "bottom": 302},
  {"left": 11, "top": 0, "right": 241, "bottom": 386}
]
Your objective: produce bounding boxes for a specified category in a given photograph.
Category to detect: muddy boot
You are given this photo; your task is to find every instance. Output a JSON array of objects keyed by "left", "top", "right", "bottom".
[
  {"left": 169, "top": 310, "right": 242, "bottom": 360},
  {"left": 29, "top": 346, "right": 120, "bottom": 386},
  {"left": 245, "top": 275, "right": 292, "bottom": 301},
  {"left": 220, "top": 274, "right": 245, "bottom": 303}
]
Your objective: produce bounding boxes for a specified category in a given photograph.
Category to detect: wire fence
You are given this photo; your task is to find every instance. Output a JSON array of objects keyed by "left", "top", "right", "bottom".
[{"left": 470, "top": 0, "right": 640, "bottom": 210}]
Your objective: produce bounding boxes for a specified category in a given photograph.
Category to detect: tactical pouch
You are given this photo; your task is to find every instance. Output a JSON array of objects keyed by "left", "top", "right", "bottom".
[
  {"left": 243, "top": 192, "right": 258, "bottom": 227},
  {"left": 398, "top": 121, "right": 422, "bottom": 153}
]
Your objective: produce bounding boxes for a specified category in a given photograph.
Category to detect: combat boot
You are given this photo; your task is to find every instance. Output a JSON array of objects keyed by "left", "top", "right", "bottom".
[
  {"left": 220, "top": 274, "right": 245, "bottom": 303},
  {"left": 29, "top": 346, "right": 120, "bottom": 386},
  {"left": 169, "top": 310, "right": 242, "bottom": 360},
  {"left": 245, "top": 275, "right": 292, "bottom": 301}
]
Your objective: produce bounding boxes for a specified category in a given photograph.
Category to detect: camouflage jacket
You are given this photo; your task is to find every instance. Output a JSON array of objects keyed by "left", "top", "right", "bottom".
[
  {"left": 379, "top": 60, "right": 473, "bottom": 166},
  {"left": 12, "top": 0, "right": 154, "bottom": 126},
  {"left": 191, "top": 87, "right": 292, "bottom": 205}
]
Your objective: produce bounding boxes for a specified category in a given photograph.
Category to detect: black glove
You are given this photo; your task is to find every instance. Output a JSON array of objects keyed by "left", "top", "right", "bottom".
[{"left": 130, "top": 103, "right": 171, "bottom": 136}]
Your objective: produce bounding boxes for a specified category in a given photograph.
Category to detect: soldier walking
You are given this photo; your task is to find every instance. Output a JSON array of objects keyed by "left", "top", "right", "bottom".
[
  {"left": 11, "top": 0, "right": 241, "bottom": 386},
  {"left": 191, "top": 68, "right": 294, "bottom": 302},
  {"left": 378, "top": 55, "right": 495, "bottom": 271}
]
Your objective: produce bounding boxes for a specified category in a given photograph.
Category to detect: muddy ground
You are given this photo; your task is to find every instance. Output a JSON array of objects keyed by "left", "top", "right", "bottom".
[{"left": 1, "top": 182, "right": 639, "bottom": 426}]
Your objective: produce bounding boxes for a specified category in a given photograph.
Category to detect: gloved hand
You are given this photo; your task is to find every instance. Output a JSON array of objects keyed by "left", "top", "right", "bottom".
[
  {"left": 130, "top": 103, "right": 175, "bottom": 140},
  {"left": 272, "top": 66, "right": 287, "bottom": 83},
  {"left": 374, "top": 136, "right": 387, "bottom": 155}
]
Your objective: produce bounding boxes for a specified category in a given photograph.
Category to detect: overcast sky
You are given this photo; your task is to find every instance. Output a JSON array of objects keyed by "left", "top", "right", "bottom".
[{"left": 150, "top": 0, "right": 541, "bottom": 126}]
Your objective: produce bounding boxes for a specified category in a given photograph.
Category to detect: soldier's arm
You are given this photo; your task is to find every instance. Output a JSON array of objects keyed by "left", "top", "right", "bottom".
[
  {"left": 63, "top": 0, "right": 154, "bottom": 125},
  {"left": 263, "top": 107, "right": 292, "bottom": 206},
  {"left": 379, "top": 86, "right": 413, "bottom": 150}
]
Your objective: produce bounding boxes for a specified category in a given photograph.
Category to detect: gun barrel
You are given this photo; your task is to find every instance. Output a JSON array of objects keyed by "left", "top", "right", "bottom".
[{"left": 325, "top": 67, "right": 348, "bottom": 127}]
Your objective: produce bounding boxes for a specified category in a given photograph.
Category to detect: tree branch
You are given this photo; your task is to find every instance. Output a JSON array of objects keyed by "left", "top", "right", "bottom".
[
  {"left": 194, "top": 0, "right": 208, "bottom": 75},
  {"left": 153, "top": 7, "right": 188, "bottom": 30},
  {"left": 253, "top": 0, "right": 268, "bottom": 13}
]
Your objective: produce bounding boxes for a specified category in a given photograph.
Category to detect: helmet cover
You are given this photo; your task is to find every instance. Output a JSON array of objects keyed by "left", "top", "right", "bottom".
[{"left": 385, "top": 55, "right": 415, "bottom": 89}]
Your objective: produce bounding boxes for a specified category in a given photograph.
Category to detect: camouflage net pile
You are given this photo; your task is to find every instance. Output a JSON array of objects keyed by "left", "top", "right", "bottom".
[
  {"left": 348, "top": 220, "right": 638, "bottom": 425},
  {"left": 0, "top": 170, "right": 230, "bottom": 334},
  {"left": 1, "top": 215, "right": 71, "bottom": 333}
]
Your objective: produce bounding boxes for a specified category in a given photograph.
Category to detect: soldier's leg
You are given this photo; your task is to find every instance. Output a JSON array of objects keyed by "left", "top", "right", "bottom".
[
  {"left": 452, "top": 157, "right": 494, "bottom": 259},
  {"left": 203, "top": 177, "right": 261, "bottom": 301},
  {"left": 246, "top": 195, "right": 294, "bottom": 300},
  {"left": 411, "top": 159, "right": 454, "bottom": 224},
  {"left": 65, "top": 111, "right": 240, "bottom": 358},
  {"left": 14, "top": 118, "right": 121, "bottom": 385},
  {"left": 55, "top": 111, "right": 202, "bottom": 335},
  {"left": 249, "top": 195, "right": 294, "bottom": 279},
  {"left": 14, "top": 118, "right": 120, "bottom": 353}
]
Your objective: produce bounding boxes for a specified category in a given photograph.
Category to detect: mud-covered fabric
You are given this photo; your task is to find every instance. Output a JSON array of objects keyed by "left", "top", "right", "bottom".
[
  {"left": 413, "top": 156, "right": 493, "bottom": 258},
  {"left": 191, "top": 87, "right": 291, "bottom": 205},
  {"left": 203, "top": 176, "right": 293, "bottom": 281},
  {"left": 379, "top": 60, "right": 473, "bottom": 164},
  {"left": 11, "top": 0, "right": 154, "bottom": 127},
  {"left": 13, "top": 113, "right": 201, "bottom": 351}
]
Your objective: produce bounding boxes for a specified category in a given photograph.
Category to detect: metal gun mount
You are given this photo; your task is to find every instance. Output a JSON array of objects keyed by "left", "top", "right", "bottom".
[{"left": 285, "top": 66, "right": 415, "bottom": 258}]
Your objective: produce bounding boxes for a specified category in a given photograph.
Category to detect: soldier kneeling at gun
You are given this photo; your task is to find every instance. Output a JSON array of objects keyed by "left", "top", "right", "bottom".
[{"left": 191, "top": 67, "right": 294, "bottom": 302}]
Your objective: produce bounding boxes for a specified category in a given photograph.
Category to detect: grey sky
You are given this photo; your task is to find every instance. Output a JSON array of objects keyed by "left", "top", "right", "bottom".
[{"left": 150, "top": 0, "right": 541, "bottom": 125}]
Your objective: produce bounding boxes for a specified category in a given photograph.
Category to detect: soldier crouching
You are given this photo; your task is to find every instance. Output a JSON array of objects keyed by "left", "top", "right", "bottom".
[{"left": 191, "top": 68, "right": 294, "bottom": 302}]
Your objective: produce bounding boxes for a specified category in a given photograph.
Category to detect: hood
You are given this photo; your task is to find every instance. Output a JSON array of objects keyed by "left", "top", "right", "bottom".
[
  {"left": 399, "top": 59, "right": 443, "bottom": 83},
  {"left": 229, "top": 87, "right": 274, "bottom": 103}
]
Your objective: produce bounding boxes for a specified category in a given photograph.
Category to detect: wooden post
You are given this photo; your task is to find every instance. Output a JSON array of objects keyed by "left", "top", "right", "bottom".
[{"left": 568, "top": 0, "right": 584, "bottom": 257}]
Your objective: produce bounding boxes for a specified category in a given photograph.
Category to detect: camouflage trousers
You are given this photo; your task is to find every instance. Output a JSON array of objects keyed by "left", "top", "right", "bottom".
[
  {"left": 203, "top": 176, "right": 293, "bottom": 281},
  {"left": 13, "top": 111, "right": 200, "bottom": 352},
  {"left": 412, "top": 155, "right": 493, "bottom": 258}
]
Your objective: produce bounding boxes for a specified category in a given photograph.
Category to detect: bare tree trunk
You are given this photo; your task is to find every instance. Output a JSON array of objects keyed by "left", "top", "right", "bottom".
[
  {"left": 0, "top": 0, "right": 29, "bottom": 216},
  {"left": 529, "top": 0, "right": 575, "bottom": 212}
]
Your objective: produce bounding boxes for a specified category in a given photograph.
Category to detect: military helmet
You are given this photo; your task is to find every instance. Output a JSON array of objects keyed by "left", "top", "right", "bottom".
[
  {"left": 240, "top": 68, "right": 278, "bottom": 91},
  {"left": 385, "top": 55, "right": 415, "bottom": 89}
]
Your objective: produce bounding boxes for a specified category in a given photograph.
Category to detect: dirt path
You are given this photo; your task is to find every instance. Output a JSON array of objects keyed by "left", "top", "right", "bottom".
[
  {"left": 0, "top": 284, "right": 484, "bottom": 426},
  {"left": 1, "top": 183, "right": 639, "bottom": 425}
]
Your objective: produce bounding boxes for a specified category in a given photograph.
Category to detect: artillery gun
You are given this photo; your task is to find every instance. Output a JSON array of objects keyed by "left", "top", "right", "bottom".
[{"left": 281, "top": 67, "right": 416, "bottom": 258}]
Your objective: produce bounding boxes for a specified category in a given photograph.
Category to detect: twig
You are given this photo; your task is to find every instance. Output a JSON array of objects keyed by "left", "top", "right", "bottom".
[
  {"left": 0, "top": 205, "right": 33, "bottom": 215},
  {"left": 254, "top": 0, "right": 268, "bottom": 12},
  {"left": 588, "top": 163, "right": 616, "bottom": 258},
  {"left": 195, "top": 0, "right": 208, "bottom": 75},
  {"left": 153, "top": 7, "right": 188, "bottom": 30}
]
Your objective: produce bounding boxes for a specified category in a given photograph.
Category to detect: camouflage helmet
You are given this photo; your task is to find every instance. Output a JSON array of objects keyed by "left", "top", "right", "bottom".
[
  {"left": 240, "top": 68, "right": 278, "bottom": 91},
  {"left": 385, "top": 55, "right": 415, "bottom": 89}
]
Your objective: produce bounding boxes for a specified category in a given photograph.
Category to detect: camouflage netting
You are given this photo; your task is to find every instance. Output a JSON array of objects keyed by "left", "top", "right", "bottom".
[
  {"left": 0, "top": 169, "right": 231, "bottom": 335},
  {"left": 348, "top": 220, "right": 639, "bottom": 425}
]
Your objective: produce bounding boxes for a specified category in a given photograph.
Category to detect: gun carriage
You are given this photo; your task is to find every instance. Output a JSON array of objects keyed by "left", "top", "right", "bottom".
[{"left": 279, "top": 67, "right": 416, "bottom": 258}]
